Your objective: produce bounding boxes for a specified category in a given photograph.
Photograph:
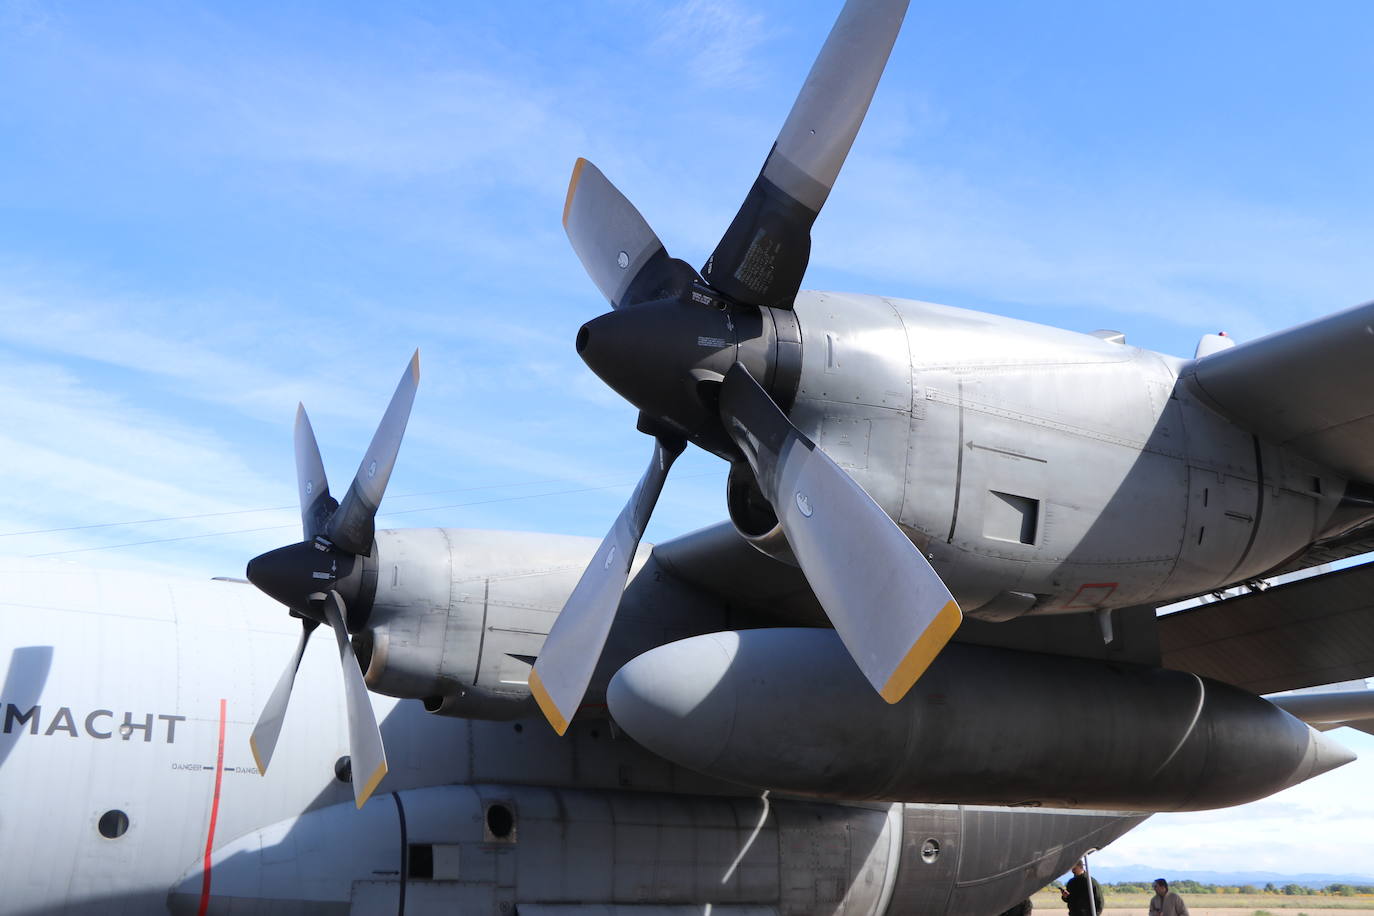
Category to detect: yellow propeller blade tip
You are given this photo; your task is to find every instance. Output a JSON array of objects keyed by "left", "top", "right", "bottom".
[
  {"left": 879, "top": 600, "right": 962, "bottom": 704},
  {"left": 562, "top": 158, "right": 589, "bottom": 229},
  {"left": 355, "top": 760, "right": 389, "bottom": 809},
  {"left": 529, "top": 669, "right": 570, "bottom": 736}
]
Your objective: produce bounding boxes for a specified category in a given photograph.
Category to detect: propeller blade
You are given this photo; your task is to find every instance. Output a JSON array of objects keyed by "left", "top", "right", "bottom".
[
  {"left": 718, "top": 363, "right": 961, "bottom": 703},
  {"left": 325, "top": 350, "right": 420, "bottom": 555},
  {"left": 703, "top": 0, "right": 908, "bottom": 308},
  {"left": 563, "top": 158, "right": 698, "bottom": 310},
  {"left": 249, "top": 618, "right": 319, "bottom": 776},
  {"left": 322, "top": 590, "right": 388, "bottom": 808},
  {"left": 294, "top": 404, "right": 338, "bottom": 540},
  {"left": 530, "top": 435, "right": 686, "bottom": 734}
]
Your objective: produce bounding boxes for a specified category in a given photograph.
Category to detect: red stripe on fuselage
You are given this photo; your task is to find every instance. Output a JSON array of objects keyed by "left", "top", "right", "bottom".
[{"left": 197, "top": 699, "right": 228, "bottom": 916}]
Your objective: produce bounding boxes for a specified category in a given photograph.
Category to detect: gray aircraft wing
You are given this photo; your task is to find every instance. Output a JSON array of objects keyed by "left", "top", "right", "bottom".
[
  {"left": 657, "top": 528, "right": 1374, "bottom": 695},
  {"left": 1182, "top": 299, "right": 1374, "bottom": 482},
  {"left": 652, "top": 522, "right": 1165, "bottom": 666},
  {"left": 1270, "top": 688, "right": 1374, "bottom": 737},
  {"left": 1268, "top": 518, "right": 1374, "bottom": 577},
  {"left": 652, "top": 522, "right": 828, "bottom": 626},
  {"left": 1158, "top": 561, "right": 1374, "bottom": 694}
]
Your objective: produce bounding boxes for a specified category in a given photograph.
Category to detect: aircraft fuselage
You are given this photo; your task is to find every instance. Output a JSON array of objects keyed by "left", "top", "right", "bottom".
[{"left": 1, "top": 556, "right": 1145, "bottom": 916}]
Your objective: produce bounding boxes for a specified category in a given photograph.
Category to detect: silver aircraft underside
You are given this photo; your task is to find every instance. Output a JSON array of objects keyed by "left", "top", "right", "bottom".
[{"left": 1, "top": 556, "right": 1146, "bottom": 916}]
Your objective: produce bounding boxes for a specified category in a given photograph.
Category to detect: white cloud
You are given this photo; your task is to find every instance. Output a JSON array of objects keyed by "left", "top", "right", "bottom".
[
  {"left": 653, "top": 0, "right": 769, "bottom": 89},
  {"left": 809, "top": 150, "right": 1374, "bottom": 346},
  {"left": 0, "top": 354, "right": 297, "bottom": 577},
  {"left": 0, "top": 256, "right": 710, "bottom": 577}
]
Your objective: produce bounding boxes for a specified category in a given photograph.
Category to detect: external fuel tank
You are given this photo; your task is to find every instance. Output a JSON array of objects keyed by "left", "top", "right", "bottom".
[{"left": 607, "top": 629, "right": 1354, "bottom": 812}]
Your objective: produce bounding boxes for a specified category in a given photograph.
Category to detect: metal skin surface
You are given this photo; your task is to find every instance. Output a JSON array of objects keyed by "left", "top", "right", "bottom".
[
  {"left": 780, "top": 292, "right": 1366, "bottom": 617},
  {"left": 3, "top": 553, "right": 1144, "bottom": 916},
  {"left": 607, "top": 629, "right": 1354, "bottom": 811},
  {"left": 719, "top": 364, "right": 960, "bottom": 702},
  {"left": 166, "top": 787, "right": 1143, "bottom": 916},
  {"left": 351, "top": 527, "right": 736, "bottom": 711},
  {"left": 1183, "top": 299, "right": 1374, "bottom": 482},
  {"left": 1272, "top": 689, "right": 1374, "bottom": 734}
]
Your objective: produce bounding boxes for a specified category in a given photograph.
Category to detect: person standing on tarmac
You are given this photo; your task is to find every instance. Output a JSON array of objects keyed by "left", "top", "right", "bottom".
[
  {"left": 1148, "top": 878, "right": 1190, "bottom": 916},
  {"left": 1060, "top": 862, "right": 1103, "bottom": 916}
]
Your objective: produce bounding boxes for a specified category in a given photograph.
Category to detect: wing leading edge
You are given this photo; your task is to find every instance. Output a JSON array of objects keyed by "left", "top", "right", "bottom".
[
  {"left": 1158, "top": 561, "right": 1374, "bottom": 694},
  {"left": 1183, "top": 299, "right": 1374, "bottom": 482},
  {"left": 1270, "top": 688, "right": 1374, "bottom": 738}
]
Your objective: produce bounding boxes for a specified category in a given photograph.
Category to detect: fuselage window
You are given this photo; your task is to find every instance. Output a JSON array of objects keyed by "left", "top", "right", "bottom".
[{"left": 97, "top": 809, "right": 129, "bottom": 839}]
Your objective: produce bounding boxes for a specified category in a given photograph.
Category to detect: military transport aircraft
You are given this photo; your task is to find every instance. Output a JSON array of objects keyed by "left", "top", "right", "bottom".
[{"left": 6, "top": 0, "right": 1374, "bottom": 913}]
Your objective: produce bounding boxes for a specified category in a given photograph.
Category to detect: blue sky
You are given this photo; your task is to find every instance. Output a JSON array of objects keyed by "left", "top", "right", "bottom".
[{"left": 3, "top": 0, "right": 1372, "bottom": 876}]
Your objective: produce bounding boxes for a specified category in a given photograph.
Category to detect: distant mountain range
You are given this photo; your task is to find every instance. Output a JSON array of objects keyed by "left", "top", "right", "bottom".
[{"left": 1081, "top": 865, "right": 1374, "bottom": 889}]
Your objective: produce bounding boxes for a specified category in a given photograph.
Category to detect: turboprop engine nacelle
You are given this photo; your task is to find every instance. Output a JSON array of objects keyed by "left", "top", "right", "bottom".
[
  {"left": 350, "top": 528, "right": 589, "bottom": 718},
  {"left": 607, "top": 629, "right": 1356, "bottom": 812}
]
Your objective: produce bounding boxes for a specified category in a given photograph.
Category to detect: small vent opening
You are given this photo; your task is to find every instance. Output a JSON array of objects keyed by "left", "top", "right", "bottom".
[
  {"left": 408, "top": 844, "right": 434, "bottom": 879},
  {"left": 984, "top": 491, "right": 1039, "bottom": 545},
  {"left": 484, "top": 802, "right": 516, "bottom": 842}
]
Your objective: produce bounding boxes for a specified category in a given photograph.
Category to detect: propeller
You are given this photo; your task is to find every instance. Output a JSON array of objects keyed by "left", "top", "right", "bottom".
[
  {"left": 248, "top": 616, "right": 318, "bottom": 783},
  {"left": 563, "top": 159, "right": 698, "bottom": 311},
  {"left": 529, "top": 434, "right": 684, "bottom": 734},
  {"left": 321, "top": 589, "right": 389, "bottom": 807},
  {"left": 246, "top": 350, "right": 419, "bottom": 807},
  {"left": 294, "top": 404, "right": 337, "bottom": 539},
  {"left": 704, "top": 0, "right": 908, "bottom": 310},
  {"left": 535, "top": 0, "right": 961, "bottom": 736},
  {"left": 718, "top": 364, "right": 960, "bottom": 701}
]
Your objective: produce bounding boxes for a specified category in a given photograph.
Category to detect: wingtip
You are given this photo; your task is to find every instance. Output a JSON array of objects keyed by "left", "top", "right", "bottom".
[
  {"left": 879, "top": 599, "right": 962, "bottom": 704},
  {"left": 563, "top": 158, "right": 589, "bottom": 230},
  {"left": 409, "top": 348, "right": 420, "bottom": 383},
  {"left": 529, "top": 669, "right": 570, "bottom": 736}
]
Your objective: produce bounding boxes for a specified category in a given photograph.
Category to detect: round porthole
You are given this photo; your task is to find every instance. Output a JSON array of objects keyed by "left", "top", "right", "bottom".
[
  {"left": 920, "top": 838, "right": 941, "bottom": 864},
  {"left": 98, "top": 809, "right": 129, "bottom": 839},
  {"left": 335, "top": 756, "right": 353, "bottom": 784}
]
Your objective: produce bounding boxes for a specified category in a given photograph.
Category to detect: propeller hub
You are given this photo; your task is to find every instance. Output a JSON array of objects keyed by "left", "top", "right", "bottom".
[
  {"left": 576, "top": 296, "right": 797, "bottom": 457},
  {"left": 246, "top": 539, "right": 377, "bottom": 630}
]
